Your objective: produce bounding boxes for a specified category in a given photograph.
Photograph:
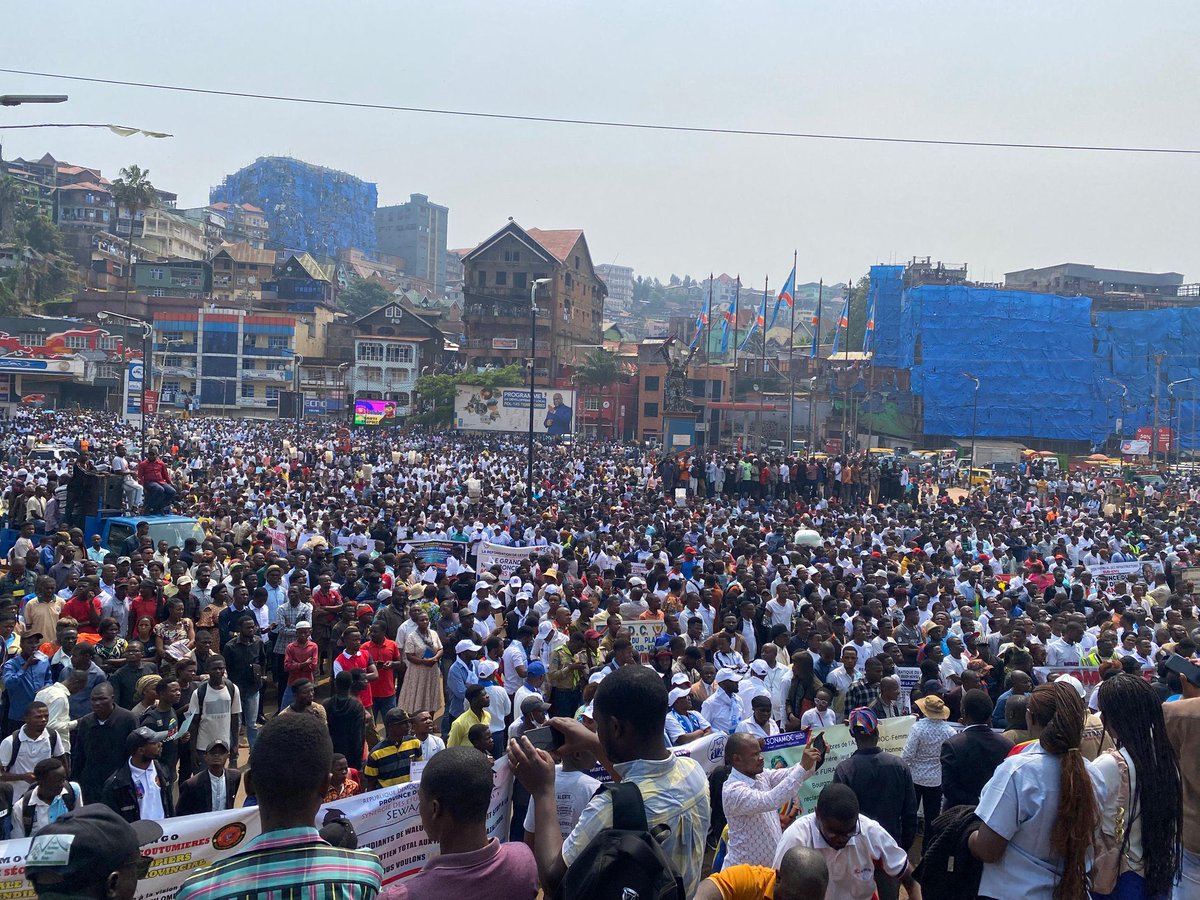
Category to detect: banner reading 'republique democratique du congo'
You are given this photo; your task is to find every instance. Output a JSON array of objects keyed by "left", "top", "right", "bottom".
[{"left": 0, "top": 758, "right": 514, "bottom": 899}]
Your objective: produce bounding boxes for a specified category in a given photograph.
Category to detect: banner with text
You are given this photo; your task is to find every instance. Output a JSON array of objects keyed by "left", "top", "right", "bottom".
[
  {"left": 623, "top": 618, "right": 668, "bottom": 660},
  {"left": 476, "top": 541, "right": 563, "bottom": 577},
  {"left": 0, "top": 761, "right": 513, "bottom": 897},
  {"left": 402, "top": 539, "right": 462, "bottom": 573}
]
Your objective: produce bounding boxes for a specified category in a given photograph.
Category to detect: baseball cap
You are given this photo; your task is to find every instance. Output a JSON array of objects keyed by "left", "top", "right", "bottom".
[
  {"left": 508, "top": 576, "right": 523, "bottom": 589},
  {"left": 847, "top": 707, "right": 879, "bottom": 736},
  {"left": 126, "top": 726, "right": 161, "bottom": 753},
  {"left": 587, "top": 671, "right": 607, "bottom": 685},
  {"left": 384, "top": 707, "right": 411, "bottom": 725},
  {"left": 667, "top": 687, "right": 691, "bottom": 706},
  {"left": 526, "top": 661, "right": 547, "bottom": 677},
  {"left": 716, "top": 668, "right": 742, "bottom": 685},
  {"left": 25, "top": 804, "right": 161, "bottom": 883},
  {"left": 520, "top": 695, "right": 550, "bottom": 715},
  {"left": 749, "top": 659, "right": 769, "bottom": 677},
  {"left": 455, "top": 639, "right": 482, "bottom": 655},
  {"left": 477, "top": 660, "right": 500, "bottom": 679},
  {"left": 583, "top": 629, "right": 602, "bottom": 641},
  {"left": 1054, "top": 674, "right": 1087, "bottom": 700}
]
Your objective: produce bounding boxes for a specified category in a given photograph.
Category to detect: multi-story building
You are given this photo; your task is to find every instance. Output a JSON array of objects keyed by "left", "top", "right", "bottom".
[
  {"left": 138, "top": 209, "right": 208, "bottom": 261},
  {"left": 349, "top": 298, "right": 445, "bottom": 419},
  {"left": 55, "top": 181, "right": 115, "bottom": 262},
  {"left": 210, "top": 202, "right": 269, "bottom": 248},
  {"left": 375, "top": 194, "right": 448, "bottom": 294},
  {"left": 210, "top": 242, "right": 275, "bottom": 304},
  {"left": 210, "top": 156, "right": 377, "bottom": 258},
  {"left": 134, "top": 259, "right": 211, "bottom": 299},
  {"left": 1004, "top": 263, "right": 1184, "bottom": 298},
  {"left": 177, "top": 206, "right": 229, "bottom": 255},
  {"left": 595, "top": 263, "right": 634, "bottom": 313},
  {"left": 635, "top": 337, "right": 730, "bottom": 446},
  {"left": 461, "top": 221, "right": 606, "bottom": 382},
  {"left": 261, "top": 252, "right": 336, "bottom": 310}
]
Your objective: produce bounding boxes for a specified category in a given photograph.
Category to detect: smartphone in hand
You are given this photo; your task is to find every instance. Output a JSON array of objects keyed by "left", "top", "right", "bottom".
[{"left": 525, "top": 725, "right": 566, "bottom": 753}]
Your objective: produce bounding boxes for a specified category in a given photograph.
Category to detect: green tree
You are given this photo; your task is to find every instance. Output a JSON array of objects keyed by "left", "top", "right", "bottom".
[
  {"left": 337, "top": 278, "right": 394, "bottom": 318},
  {"left": 412, "top": 363, "right": 525, "bottom": 428},
  {"left": 0, "top": 179, "right": 76, "bottom": 313},
  {"left": 0, "top": 176, "right": 22, "bottom": 241},
  {"left": 575, "top": 348, "right": 624, "bottom": 436},
  {"left": 110, "top": 164, "right": 156, "bottom": 316}
]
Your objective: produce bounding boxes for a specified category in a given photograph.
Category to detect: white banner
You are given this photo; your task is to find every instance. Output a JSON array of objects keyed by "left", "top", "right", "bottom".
[
  {"left": 476, "top": 541, "right": 561, "bottom": 577},
  {"left": 0, "top": 759, "right": 513, "bottom": 897},
  {"left": 455, "top": 386, "right": 576, "bottom": 435},
  {"left": 1086, "top": 559, "right": 1163, "bottom": 579}
]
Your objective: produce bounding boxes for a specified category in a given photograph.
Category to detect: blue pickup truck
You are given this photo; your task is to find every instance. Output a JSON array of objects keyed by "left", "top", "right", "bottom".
[{"left": 1, "top": 514, "right": 206, "bottom": 560}]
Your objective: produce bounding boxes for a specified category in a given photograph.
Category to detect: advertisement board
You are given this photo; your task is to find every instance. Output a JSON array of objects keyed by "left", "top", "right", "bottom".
[
  {"left": 1121, "top": 439, "right": 1150, "bottom": 456},
  {"left": 354, "top": 398, "right": 400, "bottom": 426},
  {"left": 455, "top": 386, "right": 575, "bottom": 435}
]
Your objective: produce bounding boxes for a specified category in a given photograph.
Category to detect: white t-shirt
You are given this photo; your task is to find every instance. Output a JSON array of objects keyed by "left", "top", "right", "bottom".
[
  {"left": 187, "top": 682, "right": 242, "bottom": 752},
  {"left": 0, "top": 727, "right": 58, "bottom": 776},
  {"left": 129, "top": 762, "right": 165, "bottom": 820},
  {"left": 524, "top": 766, "right": 601, "bottom": 839},
  {"left": 800, "top": 708, "right": 839, "bottom": 730},
  {"left": 773, "top": 813, "right": 908, "bottom": 900},
  {"left": 502, "top": 642, "right": 532, "bottom": 694}
]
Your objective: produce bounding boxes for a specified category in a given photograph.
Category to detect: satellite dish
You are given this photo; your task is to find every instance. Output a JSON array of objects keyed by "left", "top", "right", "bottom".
[{"left": 752, "top": 383, "right": 761, "bottom": 392}]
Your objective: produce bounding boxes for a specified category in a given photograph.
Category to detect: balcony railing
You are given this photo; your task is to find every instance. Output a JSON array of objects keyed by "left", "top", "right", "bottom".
[
  {"left": 235, "top": 396, "right": 280, "bottom": 409},
  {"left": 159, "top": 365, "right": 197, "bottom": 378},
  {"left": 153, "top": 343, "right": 197, "bottom": 354},
  {"left": 242, "top": 346, "right": 290, "bottom": 357}
]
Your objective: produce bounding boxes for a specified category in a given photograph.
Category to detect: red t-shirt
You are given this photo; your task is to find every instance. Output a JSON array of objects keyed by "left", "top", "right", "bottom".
[
  {"left": 284, "top": 639, "right": 319, "bottom": 685},
  {"left": 335, "top": 649, "right": 374, "bottom": 708},
  {"left": 365, "top": 638, "right": 401, "bottom": 699},
  {"left": 62, "top": 596, "right": 101, "bottom": 634},
  {"left": 312, "top": 588, "right": 343, "bottom": 625},
  {"left": 130, "top": 596, "right": 159, "bottom": 632}
]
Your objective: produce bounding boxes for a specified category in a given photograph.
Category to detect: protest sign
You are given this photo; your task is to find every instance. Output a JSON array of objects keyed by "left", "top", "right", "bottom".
[
  {"left": 1086, "top": 560, "right": 1160, "bottom": 579},
  {"left": 895, "top": 666, "right": 922, "bottom": 713},
  {"left": 403, "top": 539, "right": 461, "bottom": 572},
  {"left": 0, "top": 760, "right": 514, "bottom": 897},
  {"left": 623, "top": 619, "right": 668, "bottom": 659},
  {"left": 590, "top": 731, "right": 728, "bottom": 783},
  {"left": 476, "top": 541, "right": 562, "bottom": 577},
  {"left": 266, "top": 526, "right": 288, "bottom": 554},
  {"left": 1033, "top": 664, "right": 1154, "bottom": 699}
]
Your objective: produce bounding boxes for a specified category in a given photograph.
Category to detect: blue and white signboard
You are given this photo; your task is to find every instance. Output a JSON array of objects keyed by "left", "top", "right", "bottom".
[{"left": 123, "top": 360, "right": 144, "bottom": 423}]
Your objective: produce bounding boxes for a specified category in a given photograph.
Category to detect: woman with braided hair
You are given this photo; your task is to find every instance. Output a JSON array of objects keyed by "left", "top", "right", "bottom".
[
  {"left": 1092, "top": 674, "right": 1181, "bottom": 899},
  {"left": 970, "top": 680, "right": 1104, "bottom": 900}
]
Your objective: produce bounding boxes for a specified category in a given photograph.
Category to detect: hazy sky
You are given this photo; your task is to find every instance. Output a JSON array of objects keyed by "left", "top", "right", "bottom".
[{"left": 2, "top": 1, "right": 1199, "bottom": 288}]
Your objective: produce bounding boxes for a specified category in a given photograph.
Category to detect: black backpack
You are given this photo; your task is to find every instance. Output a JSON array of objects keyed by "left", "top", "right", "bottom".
[
  {"left": 19, "top": 782, "right": 76, "bottom": 837},
  {"left": 557, "top": 780, "right": 684, "bottom": 900}
]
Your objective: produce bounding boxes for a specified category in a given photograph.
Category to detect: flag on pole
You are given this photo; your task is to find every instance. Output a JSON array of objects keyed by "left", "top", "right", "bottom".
[
  {"left": 862, "top": 283, "right": 876, "bottom": 353},
  {"left": 830, "top": 294, "right": 851, "bottom": 356},
  {"left": 767, "top": 263, "right": 796, "bottom": 330},
  {"left": 739, "top": 288, "right": 768, "bottom": 352},
  {"left": 689, "top": 311, "right": 708, "bottom": 349},
  {"left": 810, "top": 286, "right": 822, "bottom": 359},
  {"left": 719, "top": 297, "right": 735, "bottom": 354}
]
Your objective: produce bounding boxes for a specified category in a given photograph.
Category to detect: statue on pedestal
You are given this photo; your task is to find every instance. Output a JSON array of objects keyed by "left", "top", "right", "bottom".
[{"left": 658, "top": 336, "right": 700, "bottom": 414}]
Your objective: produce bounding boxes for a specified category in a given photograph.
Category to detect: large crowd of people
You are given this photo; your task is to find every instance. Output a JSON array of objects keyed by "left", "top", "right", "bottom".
[{"left": 0, "top": 406, "right": 1198, "bottom": 900}]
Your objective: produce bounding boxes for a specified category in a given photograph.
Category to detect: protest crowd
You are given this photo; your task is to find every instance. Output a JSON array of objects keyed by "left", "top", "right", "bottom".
[{"left": 0, "top": 406, "right": 1198, "bottom": 900}]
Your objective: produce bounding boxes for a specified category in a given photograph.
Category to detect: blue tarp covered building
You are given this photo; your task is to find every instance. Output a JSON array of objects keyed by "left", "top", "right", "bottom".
[{"left": 868, "top": 263, "right": 1200, "bottom": 450}]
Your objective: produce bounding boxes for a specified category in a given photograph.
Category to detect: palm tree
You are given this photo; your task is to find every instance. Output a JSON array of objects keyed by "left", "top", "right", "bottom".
[
  {"left": 0, "top": 176, "right": 23, "bottom": 241},
  {"left": 110, "top": 164, "right": 156, "bottom": 316},
  {"left": 575, "top": 348, "right": 624, "bottom": 438}
]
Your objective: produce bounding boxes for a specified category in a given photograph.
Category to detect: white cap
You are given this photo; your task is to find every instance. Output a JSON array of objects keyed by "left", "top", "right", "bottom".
[
  {"left": 749, "top": 659, "right": 769, "bottom": 677},
  {"left": 1054, "top": 673, "right": 1087, "bottom": 700},
  {"left": 376, "top": 588, "right": 393, "bottom": 602},
  {"left": 295, "top": 620, "right": 312, "bottom": 630},
  {"left": 455, "top": 639, "right": 482, "bottom": 655},
  {"left": 667, "top": 687, "right": 691, "bottom": 706},
  {"left": 508, "top": 576, "right": 522, "bottom": 589},
  {"left": 670, "top": 672, "right": 691, "bottom": 688},
  {"left": 629, "top": 576, "right": 646, "bottom": 587},
  {"left": 476, "top": 659, "right": 499, "bottom": 678},
  {"left": 716, "top": 668, "right": 742, "bottom": 685},
  {"left": 544, "top": 584, "right": 561, "bottom": 596},
  {"left": 588, "top": 671, "right": 607, "bottom": 685},
  {"left": 536, "top": 621, "right": 554, "bottom": 639}
]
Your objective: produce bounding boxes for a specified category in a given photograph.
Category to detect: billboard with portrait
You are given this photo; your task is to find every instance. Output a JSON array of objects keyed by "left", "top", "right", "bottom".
[
  {"left": 354, "top": 398, "right": 399, "bottom": 426},
  {"left": 455, "top": 386, "right": 575, "bottom": 435}
]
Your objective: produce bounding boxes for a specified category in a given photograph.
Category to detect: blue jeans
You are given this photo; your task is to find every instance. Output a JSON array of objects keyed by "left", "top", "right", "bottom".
[
  {"left": 1177, "top": 848, "right": 1200, "bottom": 900},
  {"left": 242, "top": 691, "right": 260, "bottom": 747},
  {"left": 144, "top": 481, "right": 178, "bottom": 513},
  {"left": 372, "top": 695, "right": 396, "bottom": 721}
]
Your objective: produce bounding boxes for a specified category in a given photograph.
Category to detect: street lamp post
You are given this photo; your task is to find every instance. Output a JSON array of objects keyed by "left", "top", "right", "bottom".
[
  {"left": 1168, "top": 378, "right": 1193, "bottom": 467},
  {"left": 98, "top": 310, "right": 153, "bottom": 453},
  {"left": 528, "top": 278, "right": 552, "bottom": 498},
  {"left": 1103, "top": 378, "right": 1127, "bottom": 450},
  {"left": 0, "top": 95, "right": 68, "bottom": 106},
  {"left": 293, "top": 354, "right": 305, "bottom": 424},
  {"left": 962, "top": 373, "right": 980, "bottom": 474}
]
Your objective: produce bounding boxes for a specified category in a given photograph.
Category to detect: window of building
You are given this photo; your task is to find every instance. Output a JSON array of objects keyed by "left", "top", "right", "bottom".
[
  {"left": 162, "top": 331, "right": 183, "bottom": 344},
  {"left": 477, "top": 270, "right": 487, "bottom": 286},
  {"left": 265, "top": 387, "right": 280, "bottom": 400},
  {"left": 394, "top": 344, "right": 414, "bottom": 364},
  {"left": 18, "top": 334, "right": 45, "bottom": 347},
  {"left": 152, "top": 288, "right": 166, "bottom": 297},
  {"left": 385, "top": 344, "right": 401, "bottom": 362},
  {"left": 267, "top": 361, "right": 287, "bottom": 371},
  {"left": 643, "top": 402, "right": 659, "bottom": 418},
  {"left": 357, "top": 342, "right": 384, "bottom": 362},
  {"left": 504, "top": 250, "right": 520, "bottom": 262},
  {"left": 96, "top": 364, "right": 122, "bottom": 380},
  {"left": 241, "top": 382, "right": 256, "bottom": 399},
  {"left": 495, "top": 271, "right": 507, "bottom": 286},
  {"left": 267, "top": 335, "right": 289, "bottom": 350},
  {"left": 514, "top": 272, "right": 527, "bottom": 290},
  {"left": 357, "top": 366, "right": 383, "bottom": 382},
  {"left": 65, "top": 336, "right": 89, "bottom": 350},
  {"left": 644, "top": 375, "right": 660, "bottom": 392},
  {"left": 565, "top": 272, "right": 573, "bottom": 289},
  {"left": 575, "top": 255, "right": 580, "bottom": 270},
  {"left": 585, "top": 397, "right": 601, "bottom": 411},
  {"left": 99, "top": 336, "right": 120, "bottom": 352},
  {"left": 165, "top": 356, "right": 182, "bottom": 368},
  {"left": 161, "top": 381, "right": 180, "bottom": 398},
  {"left": 148, "top": 268, "right": 165, "bottom": 281}
]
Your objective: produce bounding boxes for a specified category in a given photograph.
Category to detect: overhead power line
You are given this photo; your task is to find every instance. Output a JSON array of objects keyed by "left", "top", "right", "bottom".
[{"left": 2, "top": 67, "right": 1199, "bottom": 156}]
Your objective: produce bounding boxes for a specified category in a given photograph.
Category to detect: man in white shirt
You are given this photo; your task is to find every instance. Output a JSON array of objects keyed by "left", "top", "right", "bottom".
[
  {"left": 774, "top": 783, "right": 921, "bottom": 900},
  {"left": 701, "top": 669, "right": 746, "bottom": 735},
  {"left": 35, "top": 674, "right": 80, "bottom": 755},
  {"left": 99, "top": 726, "right": 174, "bottom": 821},
  {"left": 10, "top": 756, "right": 80, "bottom": 838},
  {"left": 734, "top": 695, "right": 781, "bottom": 739},
  {"left": 0, "top": 702, "right": 64, "bottom": 780},
  {"left": 722, "top": 732, "right": 818, "bottom": 869}
]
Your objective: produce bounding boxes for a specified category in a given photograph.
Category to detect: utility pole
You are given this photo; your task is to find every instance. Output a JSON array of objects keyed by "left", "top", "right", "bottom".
[
  {"left": 787, "top": 251, "right": 797, "bottom": 453},
  {"left": 1152, "top": 352, "right": 1165, "bottom": 465}
]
